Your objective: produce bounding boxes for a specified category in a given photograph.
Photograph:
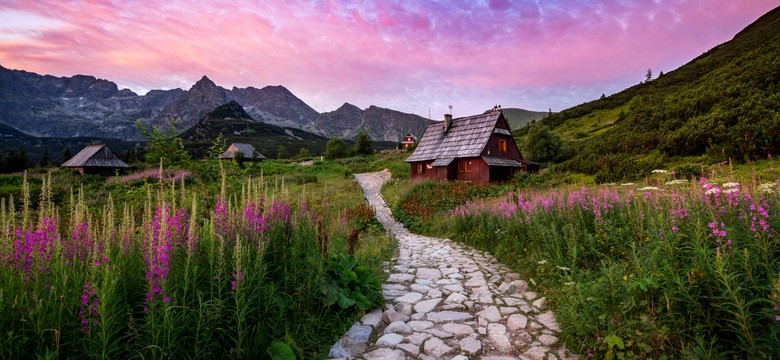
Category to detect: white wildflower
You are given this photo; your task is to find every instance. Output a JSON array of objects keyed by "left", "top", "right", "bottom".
[
  {"left": 637, "top": 186, "right": 661, "bottom": 191},
  {"left": 537, "top": 260, "right": 547, "bottom": 265},
  {"left": 665, "top": 179, "right": 688, "bottom": 186},
  {"left": 529, "top": 278, "right": 537, "bottom": 286},
  {"left": 564, "top": 282, "right": 576, "bottom": 286},
  {"left": 759, "top": 182, "right": 777, "bottom": 194},
  {"left": 604, "top": 182, "right": 616, "bottom": 186},
  {"left": 620, "top": 182, "right": 635, "bottom": 186},
  {"left": 722, "top": 182, "right": 740, "bottom": 188},
  {"left": 723, "top": 188, "right": 739, "bottom": 194},
  {"left": 704, "top": 188, "right": 721, "bottom": 195},
  {"left": 651, "top": 169, "right": 668, "bottom": 174},
  {"left": 557, "top": 266, "right": 571, "bottom": 271}
]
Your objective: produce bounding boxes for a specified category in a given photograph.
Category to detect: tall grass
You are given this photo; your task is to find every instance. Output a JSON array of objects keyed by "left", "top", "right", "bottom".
[{"left": 0, "top": 167, "right": 390, "bottom": 359}]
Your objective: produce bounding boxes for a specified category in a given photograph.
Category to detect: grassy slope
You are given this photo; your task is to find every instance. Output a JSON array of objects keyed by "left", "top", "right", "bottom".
[
  {"left": 502, "top": 108, "right": 551, "bottom": 130},
  {"left": 513, "top": 6, "right": 780, "bottom": 181}
]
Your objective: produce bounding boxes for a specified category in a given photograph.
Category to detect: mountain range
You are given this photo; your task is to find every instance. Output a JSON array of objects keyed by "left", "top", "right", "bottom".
[{"left": 0, "top": 66, "right": 438, "bottom": 142}]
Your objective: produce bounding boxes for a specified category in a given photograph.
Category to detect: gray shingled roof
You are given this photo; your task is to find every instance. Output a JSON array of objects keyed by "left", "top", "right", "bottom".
[
  {"left": 61, "top": 144, "right": 130, "bottom": 168},
  {"left": 482, "top": 157, "right": 521, "bottom": 167},
  {"left": 405, "top": 111, "right": 501, "bottom": 163},
  {"left": 220, "top": 143, "right": 266, "bottom": 160}
]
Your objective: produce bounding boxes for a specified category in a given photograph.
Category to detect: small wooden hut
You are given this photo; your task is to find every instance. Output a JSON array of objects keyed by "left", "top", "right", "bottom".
[
  {"left": 61, "top": 144, "right": 130, "bottom": 175},
  {"left": 400, "top": 132, "right": 417, "bottom": 149},
  {"left": 405, "top": 107, "right": 539, "bottom": 183},
  {"left": 219, "top": 143, "right": 265, "bottom": 161}
]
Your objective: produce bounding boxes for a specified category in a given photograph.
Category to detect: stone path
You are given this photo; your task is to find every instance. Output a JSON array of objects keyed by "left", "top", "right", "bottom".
[{"left": 329, "top": 170, "right": 577, "bottom": 360}]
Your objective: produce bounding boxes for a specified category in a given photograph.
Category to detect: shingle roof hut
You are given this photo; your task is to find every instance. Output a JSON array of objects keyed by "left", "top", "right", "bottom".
[
  {"left": 405, "top": 107, "right": 538, "bottom": 183},
  {"left": 219, "top": 143, "right": 266, "bottom": 161},
  {"left": 61, "top": 144, "right": 130, "bottom": 175},
  {"left": 400, "top": 132, "right": 418, "bottom": 149}
]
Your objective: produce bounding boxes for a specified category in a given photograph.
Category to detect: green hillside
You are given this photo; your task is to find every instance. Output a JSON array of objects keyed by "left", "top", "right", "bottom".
[
  {"left": 514, "top": 6, "right": 780, "bottom": 182},
  {"left": 501, "top": 108, "right": 551, "bottom": 130}
]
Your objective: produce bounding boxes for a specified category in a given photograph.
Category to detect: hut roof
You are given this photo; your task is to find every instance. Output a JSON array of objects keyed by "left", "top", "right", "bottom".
[
  {"left": 61, "top": 144, "right": 130, "bottom": 168},
  {"left": 220, "top": 143, "right": 266, "bottom": 159},
  {"left": 405, "top": 111, "right": 501, "bottom": 163}
]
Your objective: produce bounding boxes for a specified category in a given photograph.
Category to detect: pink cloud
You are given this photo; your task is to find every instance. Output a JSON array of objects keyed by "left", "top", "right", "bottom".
[{"left": 0, "top": 0, "right": 776, "bottom": 116}]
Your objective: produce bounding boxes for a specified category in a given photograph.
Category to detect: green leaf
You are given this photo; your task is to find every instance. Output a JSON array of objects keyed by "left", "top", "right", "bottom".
[
  {"left": 606, "top": 334, "right": 625, "bottom": 350},
  {"left": 267, "top": 341, "right": 296, "bottom": 360}
]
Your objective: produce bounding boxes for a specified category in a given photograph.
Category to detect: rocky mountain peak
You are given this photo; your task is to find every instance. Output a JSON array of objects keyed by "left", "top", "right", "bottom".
[
  {"left": 190, "top": 75, "right": 218, "bottom": 91},
  {"left": 207, "top": 100, "right": 253, "bottom": 120}
]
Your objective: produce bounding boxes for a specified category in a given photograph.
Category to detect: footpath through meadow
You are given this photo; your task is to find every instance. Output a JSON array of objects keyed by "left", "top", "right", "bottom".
[{"left": 328, "top": 170, "right": 577, "bottom": 360}]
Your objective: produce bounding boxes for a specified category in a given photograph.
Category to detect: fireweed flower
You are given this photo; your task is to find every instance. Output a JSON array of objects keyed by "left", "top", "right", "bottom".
[
  {"left": 79, "top": 282, "right": 100, "bottom": 334},
  {"left": 144, "top": 203, "right": 179, "bottom": 308}
]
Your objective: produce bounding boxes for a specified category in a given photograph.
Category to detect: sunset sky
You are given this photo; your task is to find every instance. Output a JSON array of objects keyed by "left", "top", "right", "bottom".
[{"left": 0, "top": 0, "right": 776, "bottom": 117}]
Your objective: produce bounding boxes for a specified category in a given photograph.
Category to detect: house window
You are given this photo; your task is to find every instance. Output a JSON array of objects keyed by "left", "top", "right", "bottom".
[
  {"left": 458, "top": 160, "right": 472, "bottom": 173},
  {"left": 499, "top": 139, "right": 507, "bottom": 153},
  {"left": 417, "top": 163, "right": 424, "bottom": 174}
]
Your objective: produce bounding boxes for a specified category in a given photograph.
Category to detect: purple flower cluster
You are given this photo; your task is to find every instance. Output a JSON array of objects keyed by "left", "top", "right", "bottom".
[
  {"left": 5, "top": 216, "right": 58, "bottom": 283},
  {"left": 143, "top": 203, "right": 188, "bottom": 310},
  {"left": 79, "top": 281, "right": 100, "bottom": 334}
]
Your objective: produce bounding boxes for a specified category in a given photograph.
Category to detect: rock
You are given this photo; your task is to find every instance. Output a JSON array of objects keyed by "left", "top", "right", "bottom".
[
  {"left": 345, "top": 323, "right": 372, "bottom": 343},
  {"left": 497, "top": 282, "right": 517, "bottom": 294},
  {"left": 511, "top": 280, "right": 529, "bottom": 292},
  {"left": 464, "top": 277, "right": 487, "bottom": 287},
  {"left": 507, "top": 314, "right": 528, "bottom": 331},
  {"left": 363, "top": 347, "right": 406, "bottom": 360},
  {"left": 427, "top": 288, "right": 442, "bottom": 298},
  {"left": 410, "top": 283, "right": 431, "bottom": 293},
  {"left": 384, "top": 320, "right": 414, "bottom": 335},
  {"left": 416, "top": 268, "right": 442, "bottom": 279},
  {"left": 533, "top": 297, "right": 547, "bottom": 309},
  {"left": 422, "top": 328, "right": 453, "bottom": 339},
  {"left": 487, "top": 323, "right": 512, "bottom": 351},
  {"left": 523, "top": 346, "right": 551, "bottom": 360},
  {"left": 539, "top": 334, "right": 559, "bottom": 346},
  {"left": 423, "top": 337, "right": 452, "bottom": 357},
  {"left": 443, "top": 284, "right": 466, "bottom": 293},
  {"left": 395, "top": 292, "right": 424, "bottom": 304},
  {"left": 500, "top": 306, "right": 519, "bottom": 315},
  {"left": 328, "top": 340, "right": 350, "bottom": 358},
  {"left": 459, "top": 335, "right": 482, "bottom": 354},
  {"left": 361, "top": 309, "right": 384, "bottom": 327},
  {"left": 396, "top": 343, "right": 420, "bottom": 356},
  {"left": 376, "top": 333, "right": 404, "bottom": 346},
  {"left": 407, "top": 332, "right": 432, "bottom": 345},
  {"left": 383, "top": 309, "right": 410, "bottom": 323},
  {"left": 441, "top": 323, "right": 474, "bottom": 336},
  {"left": 414, "top": 298, "right": 442, "bottom": 314},
  {"left": 427, "top": 311, "right": 473, "bottom": 322},
  {"left": 387, "top": 273, "right": 415, "bottom": 283},
  {"left": 536, "top": 311, "right": 561, "bottom": 332},
  {"left": 408, "top": 320, "right": 434, "bottom": 331},
  {"left": 524, "top": 291, "right": 538, "bottom": 300},
  {"left": 476, "top": 306, "right": 502, "bottom": 323},
  {"left": 394, "top": 302, "right": 414, "bottom": 316},
  {"left": 445, "top": 292, "right": 468, "bottom": 304}
]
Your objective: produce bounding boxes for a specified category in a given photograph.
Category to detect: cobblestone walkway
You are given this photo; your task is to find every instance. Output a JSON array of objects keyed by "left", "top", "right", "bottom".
[{"left": 329, "top": 170, "right": 577, "bottom": 360}]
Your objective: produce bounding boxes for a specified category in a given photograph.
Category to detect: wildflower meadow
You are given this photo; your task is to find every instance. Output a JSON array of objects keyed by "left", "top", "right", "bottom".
[
  {"left": 388, "top": 162, "right": 780, "bottom": 358},
  {"left": 1, "top": 164, "right": 389, "bottom": 359}
]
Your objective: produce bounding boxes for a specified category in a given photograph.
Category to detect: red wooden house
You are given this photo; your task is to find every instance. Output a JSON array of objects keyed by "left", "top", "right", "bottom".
[
  {"left": 405, "top": 108, "right": 538, "bottom": 183},
  {"left": 400, "top": 132, "right": 417, "bottom": 149}
]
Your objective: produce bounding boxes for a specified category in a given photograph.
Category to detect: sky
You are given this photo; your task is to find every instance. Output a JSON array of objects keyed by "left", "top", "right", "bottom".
[{"left": 0, "top": 0, "right": 776, "bottom": 118}]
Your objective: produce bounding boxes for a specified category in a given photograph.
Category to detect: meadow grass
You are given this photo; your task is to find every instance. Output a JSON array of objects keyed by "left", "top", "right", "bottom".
[{"left": 0, "top": 160, "right": 394, "bottom": 359}]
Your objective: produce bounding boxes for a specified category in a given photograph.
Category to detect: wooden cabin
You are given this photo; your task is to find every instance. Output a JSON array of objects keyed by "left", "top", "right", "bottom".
[
  {"left": 61, "top": 144, "right": 130, "bottom": 175},
  {"left": 405, "top": 108, "right": 539, "bottom": 183},
  {"left": 219, "top": 143, "right": 266, "bottom": 161},
  {"left": 400, "top": 132, "right": 417, "bottom": 149}
]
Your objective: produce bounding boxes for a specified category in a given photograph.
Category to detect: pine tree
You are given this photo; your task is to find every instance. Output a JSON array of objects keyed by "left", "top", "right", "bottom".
[
  {"left": 39, "top": 148, "right": 50, "bottom": 168},
  {"left": 277, "top": 145, "right": 289, "bottom": 159},
  {"left": 63, "top": 146, "right": 72, "bottom": 163},
  {"left": 352, "top": 131, "right": 374, "bottom": 156}
]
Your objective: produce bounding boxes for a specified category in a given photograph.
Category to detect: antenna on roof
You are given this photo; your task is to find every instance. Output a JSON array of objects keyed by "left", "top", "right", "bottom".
[
  {"left": 428, "top": 107, "right": 431, "bottom": 120},
  {"left": 448, "top": 105, "right": 453, "bottom": 115}
]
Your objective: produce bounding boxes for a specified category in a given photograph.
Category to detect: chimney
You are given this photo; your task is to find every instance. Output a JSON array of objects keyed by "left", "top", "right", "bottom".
[{"left": 444, "top": 113, "right": 452, "bottom": 132}]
